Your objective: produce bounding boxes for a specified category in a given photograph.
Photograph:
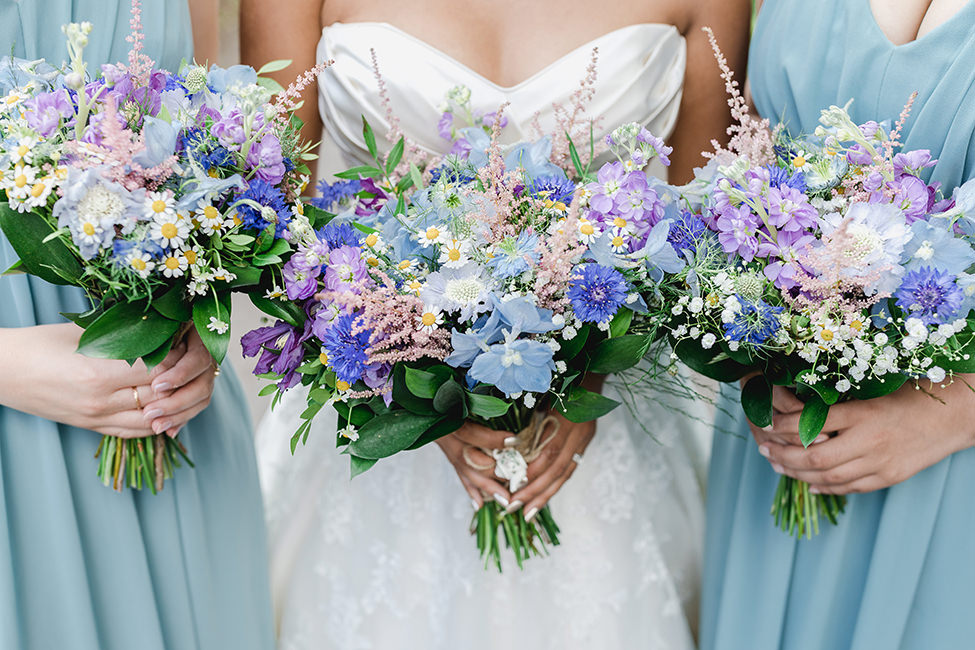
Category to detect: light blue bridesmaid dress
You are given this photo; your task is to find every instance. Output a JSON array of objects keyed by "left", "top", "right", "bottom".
[
  {"left": 0, "top": 2, "right": 274, "bottom": 649},
  {"left": 701, "top": 2, "right": 975, "bottom": 649}
]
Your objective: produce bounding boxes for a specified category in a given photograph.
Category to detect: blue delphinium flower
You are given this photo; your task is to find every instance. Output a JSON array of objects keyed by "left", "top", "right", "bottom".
[
  {"left": 488, "top": 230, "right": 540, "bottom": 279},
  {"left": 667, "top": 210, "right": 709, "bottom": 255},
  {"left": 311, "top": 179, "right": 361, "bottom": 211},
  {"left": 895, "top": 267, "right": 964, "bottom": 325},
  {"left": 235, "top": 178, "right": 292, "bottom": 237},
  {"left": 723, "top": 299, "right": 784, "bottom": 344},
  {"left": 468, "top": 334, "right": 557, "bottom": 397},
  {"left": 766, "top": 164, "right": 807, "bottom": 193},
  {"left": 322, "top": 312, "right": 373, "bottom": 384},
  {"left": 528, "top": 175, "right": 576, "bottom": 208},
  {"left": 567, "top": 264, "right": 629, "bottom": 323},
  {"left": 317, "top": 221, "right": 362, "bottom": 249}
]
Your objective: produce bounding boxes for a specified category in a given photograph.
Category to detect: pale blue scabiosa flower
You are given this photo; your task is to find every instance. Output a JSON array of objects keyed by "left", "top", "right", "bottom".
[
  {"left": 895, "top": 267, "right": 964, "bottom": 325},
  {"left": 420, "top": 263, "right": 493, "bottom": 321},
  {"left": 53, "top": 167, "right": 144, "bottom": 259},
  {"left": 723, "top": 298, "right": 784, "bottom": 344},
  {"left": 567, "top": 264, "right": 629, "bottom": 323}
]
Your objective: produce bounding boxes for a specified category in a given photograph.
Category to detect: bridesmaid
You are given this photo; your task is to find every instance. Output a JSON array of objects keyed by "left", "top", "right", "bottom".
[
  {"left": 0, "top": 2, "right": 274, "bottom": 649},
  {"left": 702, "top": 1, "right": 975, "bottom": 649}
]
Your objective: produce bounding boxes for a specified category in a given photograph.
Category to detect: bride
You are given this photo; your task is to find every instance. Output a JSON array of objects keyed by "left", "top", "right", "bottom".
[{"left": 242, "top": 0, "right": 748, "bottom": 647}]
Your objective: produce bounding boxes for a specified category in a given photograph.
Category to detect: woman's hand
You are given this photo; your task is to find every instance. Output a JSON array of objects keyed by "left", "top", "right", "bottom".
[
  {"left": 0, "top": 323, "right": 216, "bottom": 438},
  {"left": 437, "top": 422, "right": 513, "bottom": 509},
  {"left": 142, "top": 328, "right": 218, "bottom": 437},
  {"left": 757, "top": 377, "right": 975, "bottom": 495}
]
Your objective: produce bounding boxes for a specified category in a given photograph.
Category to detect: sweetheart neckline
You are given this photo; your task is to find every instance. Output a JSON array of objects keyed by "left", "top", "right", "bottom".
[{"left": 320, "top": 21, "right": 682, "bottom": 92}]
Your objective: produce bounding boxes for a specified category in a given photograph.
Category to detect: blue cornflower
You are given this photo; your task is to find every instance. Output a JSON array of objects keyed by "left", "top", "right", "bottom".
[
  {"left": 317, "top": 221, "right": 363, "bottom": 249},
  {"left": 723, "top": 298, "right": 784, "bottom": 345},
  {"left": 528, "top": 175, "right": 576, "bottom": 208},
  {"left": 567, "top": 264, "right": 629, "bottom": 323},
  {"left": 235, "top": 179, "right": 292, "bottom": 237},
  {"left": 766, "top": 164, "right": 807, "bottom": 193},
  {"left": 311, "top": 179, "right": 361, "bottom": 211},
  {"left": 487, "top": 230, "right": 540, "bottom": 279},
  {"left": 895, "top": 267, "right": 964, "bottom": 325},
  {"left": 667, "top": 210, "right": 709, "bottom": 254},
  {"left": 322, "top": 312, "right": 373, "bottom": 384}
]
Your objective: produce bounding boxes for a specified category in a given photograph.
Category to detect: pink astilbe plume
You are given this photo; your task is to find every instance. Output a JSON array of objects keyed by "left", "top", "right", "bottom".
[
  {"left": 66, "top": 100, "right": 176, "bottom": 190},
  {"left": 470, "top": 102, "right": 520, "bottom": 244},
  {"left": 535, "top": 194, "right": 587, "bottom": 312},
  {"left": 701, "top": 27, "right": 775, "bottom": 166},
  {"left": 123, "top": 0, "right": 154, "bottom": 82},
  {"left": 270, "top": 60, "right": 335, "bottom": 127},
  {"left": 547, "top": 47, "right": 602, "bottom": 173},
  {"left": 369, "top": 49, "right": 429, "bottom": 177}
]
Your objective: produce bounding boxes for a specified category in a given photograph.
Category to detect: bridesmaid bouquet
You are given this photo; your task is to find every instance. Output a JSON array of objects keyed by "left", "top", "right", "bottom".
[
  {"left": 0, "top": 3, "right": 325, "bottom": 491},
  {"left": 244, "top": 86, "right": 682, "bottom": 569},
  {"left": 658, "top": 41, "right": 975, "bottom": 537}
]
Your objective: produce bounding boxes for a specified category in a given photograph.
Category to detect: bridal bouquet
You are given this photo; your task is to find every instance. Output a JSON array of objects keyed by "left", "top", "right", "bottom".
[
  {"left": 659, "top": 48, "right": 975, "bottom": 536},
  {"left": 0, "top": 3, "right": 324, "bottom": 491},
  {"left": 244, "top": 84, "right": 683, "bottom": 569}
]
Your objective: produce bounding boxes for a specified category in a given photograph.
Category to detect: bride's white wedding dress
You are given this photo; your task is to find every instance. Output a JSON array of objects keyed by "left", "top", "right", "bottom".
[{"left": 257, "top": 22, "right": 711, "bottom": 650}]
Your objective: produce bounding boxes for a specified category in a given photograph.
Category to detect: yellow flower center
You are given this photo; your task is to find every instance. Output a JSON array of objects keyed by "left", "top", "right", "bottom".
[
  {"left": 152, "top": 199, "right": 168, "bottom": 213},
  {"left": 366, "top": 256, "right": 380, "bottom": 267},
  {"left": 82, "top": 222, "right": 96, "bottom": 236},
  {"left": 208, "top": 168, "right": 220, "bottom": 178},
  {"left": 850, "top": 319, "right": 863, "bottom": 332},
  {"left": 579, "top": 223, "right": 595, "bottom": 236},
  {"left": 447, "top": 248, "right": 461, "bottom": 261},
  {"left": 398, "top": 260, "right": 412, "bottom": 270},
  {"left": 160, "top": 222, "right": 178, "bottom": 239},
  {"left": 30, "top": 183, "right": 46, "bottom": 198},
  {"left": 335, "top": 380, "right": 351, "bottom": 391},
  {"left": 184, "top": 249, "right": 198, "bottom": 265},
  {"left": 613, "top": 217, "right": 627, "bottom": 228},
  {"left": 421, "top": 312, "right": 437, "bottom": 326},
  {"left": 14, "top": 174, "right": 27, "bottom": 188},
  {"left": 130, "top": 257, "right": 147, "bottom": 271},
  {"left": 409, "top": 280, "right": 422, "bottom": 291},
  {"left": 164, "top": 257, "right": 181, "bottom": 270},
  {"left": 820, "top": 328, "right": 834, "bottom": 341},
  {"left": 612, "top": 236, "right": 624, "bottom": 248},
  {"left": 425, "top": 227, "right": 440, "bottom": 240},
  {"left": 792, "top": 155, "right": 806, "bottom": 168},
  {"left": 5, "top": 95, "right": 19, "bottom": 105},
  {"left": 319, "top": 352, "right": 329, "bottom": 365},
  {"left": 203, "top": 205, "right": 219, "bottom": 220},
  {"left": 16, "top": 145, "right": 29, "bottom": 158},
  {"left": 365, "top": 233, "right": 379, "bottom": 247}
]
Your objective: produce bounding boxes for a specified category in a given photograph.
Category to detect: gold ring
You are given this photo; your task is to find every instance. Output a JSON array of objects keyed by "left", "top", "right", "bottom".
[{"left": 132, "top": 386, "right": 143, "bottom": 410}]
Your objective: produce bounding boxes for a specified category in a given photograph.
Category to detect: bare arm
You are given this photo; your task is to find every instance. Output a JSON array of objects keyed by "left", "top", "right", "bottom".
[
  {"left": 240, "top": 0, "right": 324, "bottom": 180},
  {"left": 189, "top": 0, "right": 220, "bottom": 65},
  {"left": 666, "top": 0, "right": 752, "bottom": 184}
]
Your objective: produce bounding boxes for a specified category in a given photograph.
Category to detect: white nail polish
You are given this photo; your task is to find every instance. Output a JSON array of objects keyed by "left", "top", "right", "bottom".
[
  {"left": 471, "top": 499, "right": 481, "bottom": 511},
  {"left": 503, "top": 436, "right": 518, "bottom": 448},
  {"left": 524, "top": 507, "right": 539, "bottom": 523},
  {"left": 505, "top": 500, "right": 524, "bottom": 515},
  {"left": 758, "top": 445, "right": 770, "bottom": 458},
  {"left": 493, "top": 493, "right": 509, "bottom": 508}
]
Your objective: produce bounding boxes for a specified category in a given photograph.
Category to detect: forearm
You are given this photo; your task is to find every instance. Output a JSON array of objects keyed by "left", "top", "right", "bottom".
[{"left": 188, "top": 0, "right": 220, "bottom": 65}]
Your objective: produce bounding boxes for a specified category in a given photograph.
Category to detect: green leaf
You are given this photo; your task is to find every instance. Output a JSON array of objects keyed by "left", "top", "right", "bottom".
[
  {"left": 386, "top": 137, "right": 405, "bottom": 175},
  {"left": 265, "top": 237, "right": 292, "bottom": 257},
  {"left": 258, "top": 384, "right": 278, "bottom": 397},
  {"left": 557, "top": 323, "right": 590, "bottom": 362},
  {"left": 405, "top": 417, "right": 464, "bottom": 450},
  {"left": 3, "top": 259, "right": 23, "bottom": 275},
  {"left": 304, "top": 204, "right": 333, "bottom": 229},
  {"left": 467, "top": 392, "right": 511, "bottom": 419},
  {"left": 152, "top": 286, "right": 192, "bottom": 322},
  {"left": 258, "top": 59, "right": 292, "bottom": 75},
  {"left": 253, "top": 252, "right": 283, "bottom": 266},
  {"left": 391, "top": 363, "right": 435, "bottom": 414},
  {"left": 409, "top": 163, "right": 424, "bottom": 191},
  {"left": 433, "top": 378, "right": 468, "bottom": 418},
  {"left": 0, "top": 203, "right": 84, "bottom": 286},
  {"left": 334, "top": 165, "right": 383, "bottom": 180},
  {"left": 255, "top": 223, "right": 277, "bottom": 253},
  {"left": 256, "top": 77, "right": 286, "bottom": 95},
  {"left": 141, "top": 337, "right": 175, "bottom": 370},
  {"left": 225, "top": 264, "right": 263, "bottom": 288},
  {"left": 224, "top": 234, "right": 255, "bottom": 246},
  {"left": 394, "top": 174, "right": 414, "bottom": 194},
  {"left": 609, "top": 308, "right": 633, "bottom": 339},
  {"left": 77, "top": 301, "right": 180, "bottom": 361},
  {"left": 588, "top": 334, "right": 652, "bottom": 374},
  {"left": 333, "top": 400, "right": 376, "bottom": 427},
  {"left": 798, "top": 394, "right": 829, "bottom": 447},
  {"left": 567, "top": 133, "right": 585, "bottom": 178},
  {"left": 557, "top": 386, "right": 620, "bottom": 423},
  {"left": 741, "top": 374, "right": 773, "bottom": 428},
  {"left": 348, "top": 411, "right": 443, "bottom": 459},
  {"left": 61, "top": 306, "right": 103, "bottom": 329},
  {"left": 404, "top": 366, "right": 444, "bottom": 399},
  {"left": 249, "top": 293, "right": 305, "bottom": 327},
  {"left": 362, "top": 118, "right": 378, "bottom": 159},
  {"left": 673, "top": 338, "right": 752, "bottom": 383},
  {"left": 192, "top": 292, "right": 232, "bottom": 364},
  {"left": 350, "top": 455, "right": 378, "bottom": 478},
  {"left": 797, "top": 371, "right": 840, "bottom": 406},
  {"left": 849, "top": 373, "right": 907, "bottom": 401}
]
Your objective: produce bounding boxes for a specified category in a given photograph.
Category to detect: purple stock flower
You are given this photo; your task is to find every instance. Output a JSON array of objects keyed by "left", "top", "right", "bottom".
[
  {"left": 765, "top": 185, "right": 817, "bottom": 233},
  {"left": 716, "top": 204, "right": 762, "bottom": 262},
  {"left": 323, "top": 245, "right": 369, "bottom": 292},
  {"left": 212, "top": 109, "right": 250, "bottom": 149},
  {"left": 437, "top": 112, "right": 453, "bottom": 140},
  {"left": 636, "top": 128, "right": 672, "bottom": 166},
  {"left": 283, "top": 257, "right": 320, "bottom": 300},
  {"left": 24, "top": 89, "right": 74, "bottom": 137},
  {"left": 587, "top": 162, "right": 626, "bottom": 213},
  {"left": 482, "top": 111, "right": 507, "bottom": 129},
  {"left": 246, "top": 133, "right": 286, "bottom": 185},
  {"left": 615, "top": 171, "right": 665, "bottom": 230},
  {"left": 891, "top": 175, "right": 931, "bottom": 223},
  {"left": 893, "top": 150, "right": 936, "bottom": 179}
]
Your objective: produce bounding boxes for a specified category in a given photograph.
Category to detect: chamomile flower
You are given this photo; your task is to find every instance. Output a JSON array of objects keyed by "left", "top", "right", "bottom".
[
  {"left": 9, "top": 138, "right": 37, "bottom": 165},
  {"left": 211, "top": 267, "right": 237, "bottom": 283},
  {"left": 180, "top": 244, "right": 204, "bottom": 268},
  {"left": 126, "top": 251, "right": 156, "bottom": 278},
  {"left": 416, "top": 224, "right": 448, "bottom": 247},
  {"left": 0, "top": 89, "right": 27, "bottom": 114},
  {"left": 207, "top": 317, "right": 229, "bottom": 335},
  {"left": 24, "top": 174, "right": 55, "bottom": 209},
  {"left": 576, "top": 217, "right": 601, "bottom": 244},
  {"left": 5, "top": 164, "right": 37, "bottom": 200},
  {"left": 159, "top": 252, "right": 188, "bottom": 278},
  {"left": 813, "top": 321, "right": 840, "bottom": 348},
  {"left": 417, "top": 308, "right": 445, "bottom": 332},
  {"left": 608, "top": 227, "right": 629, "bottom": 253},
  {"left": 196, "top": 204, "right": 232, "bottom": 235},
  {"left": 396, "top": 259, "right": 417, "bottom": 274},
  {"left": 264, "top": 285, "right": 287, "bottom": 300},
  {"left": 406, "top": 279, "right": 423, "bottom": 295},
  {"left": 362, "top": 232, "right": 384, "bottom": 249},
  {"left": 438, "top": 238, "right": 470, "bottom": 268},
  {"left": 144, "top": 191, "right": 177, "bottom": 220},
  {"left": 151, "top": 212, "right": 190, "bottom": 249}
]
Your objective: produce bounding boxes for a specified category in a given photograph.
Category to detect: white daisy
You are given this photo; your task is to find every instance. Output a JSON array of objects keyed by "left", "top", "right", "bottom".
[
  {"left": 0, "top": 90, "right": 27, "bottom": 114},
  {"left": 180, "top": 244, "right": 205, "bottom": 268},
  {"left": 9, "top": 138, "right": 37, "bottom": 165},
  {"left": 211, "top": 267, "right": 237, "bottom": 283},
  {"left": 576, "top": 217, "right": 601, "bottom": 244},
  {"left": 196, "top": 204, "right": 232, "bottom": 235},
  {"left": 416, "top": 309, "right": 444, "bottom": 333},
  {"left": 126, "top": 251, "right": 156, "bottom": 278},
  {"left": 151, "top": 213, "right": 190, "bottom": 250},
  {"left": 416, "top": 224, "right": 447, "bottom": 247},
  {"left": 5, "top": 164, "right": 37, "bottom": 200},
  {"left": 438, "top": 238, "right": 470, "bottom": 268},
  {"left": 144, "top": 191, "right": 177, "bottom": 220},
  {"left": 362, "top": 232, "right": 384, "bottom": 249},
  {"left": 608, "top": 227, "right": 629, "bottom": 253},
  {"left": 159, "top": 252, "right": 188, "bottom": 278},
  {"left": 207, "top": 317, "right": 229, "bottom": 335}
]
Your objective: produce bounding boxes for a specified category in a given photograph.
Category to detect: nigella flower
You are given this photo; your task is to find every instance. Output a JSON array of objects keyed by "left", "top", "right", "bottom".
[
  {"left": 468, "top": 332, "right": 557, "bottom": 397},
  {"left": 317, "top": 221, "right": 363, "bottom": 249},
  {"left": 765, "top": 164, "right": 807, "bottom": 193},
  {"left": 240, "top": 319, "right": 311, "bottom": 390},
  {"left": 428, "top": 164, "right": 477, "bottom": 186},
  {"left": 235, "top": 179, "right": 292, "bottom": 237},
  {"left": 895, "top": 267, "right": 964, "bottom": 325},
  {"left": 527, "top": 175, "right": 576, "bottom": 209},
  {"left": 567, "top": 264, "right": 629, "bottom": 323},
  {"left": 311, "top": 179, "right": 361, "bottom": 212},
  {"left": 723, "top": 298, "right": 784, "bottom": 345},
  {"left": 488, "top": 230, "right": 540, "bottom": 279},
  {"left": 322, "top": 312, "right": 373, "bottom": 384},
  {"left": 667, "top": 210, "right": 709, "bottom": 254}
]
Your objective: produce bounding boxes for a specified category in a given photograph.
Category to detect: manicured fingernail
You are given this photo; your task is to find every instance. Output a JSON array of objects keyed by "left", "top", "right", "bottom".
[
  {"left": 524, "top": 507, "right": 539, "bottom": 523},
  {"left": 505, "top": 500, "right": 524, "bottom": 515},
  {"left": 152, "top": 421, "right": 169, "bottom": 434},
  {"left": 167, "top": 427, "right": 181, "bottom": 439},
  {"left": 758, "top": 445, "right": 770, "bottom": 458},
  {"left": 771, "top": 463, "right": 785, "bottom": 474},
  {"left": 809, "top": 487, "right": 821, "bottom": 494},
  {"left": 153, "top": 382, "right": 171, "bottom": 394},
  {"left": 813, "top": 434, "right": 828, "bottom": 444},
  {"left": 493, "top": 493, "right": 509, "bottom": 508},
  {"left": 143, "top": 408, "right": 163, "bottom": 421},
  {"left": 471, "top": 499, "right": 481, "bottom": 511},
  {"left": 503, "top": 436, "right": 518, "bottom": 448},
  {"left": 761, "top": 425, "right": 773, "bottom": 432}
]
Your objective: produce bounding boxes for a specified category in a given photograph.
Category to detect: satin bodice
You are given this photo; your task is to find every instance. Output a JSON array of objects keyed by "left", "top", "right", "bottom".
[{"left": 316, "top": 22, "right": 686, "bottom": 166}]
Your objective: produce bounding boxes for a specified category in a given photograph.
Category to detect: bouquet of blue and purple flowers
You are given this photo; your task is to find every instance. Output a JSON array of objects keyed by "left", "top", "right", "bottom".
[
  {"left": 656, "top": 39, "right": 975, "bottom": 537},
  {"left": 0, "top": 2, "right": 327, "bottom": 491},
  {"left": 243, "top": 82, "right": 686, "bottom": 569}
]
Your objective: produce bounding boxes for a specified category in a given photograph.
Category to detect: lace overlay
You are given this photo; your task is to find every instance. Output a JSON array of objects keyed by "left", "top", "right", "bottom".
[{"left": 257, "top": 21, "right": 710, "bottom": 649}]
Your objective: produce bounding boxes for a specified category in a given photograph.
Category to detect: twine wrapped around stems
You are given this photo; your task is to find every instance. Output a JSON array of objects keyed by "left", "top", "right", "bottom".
[{"left": 463, "top": 411, "right": 560, "bottom": 492}]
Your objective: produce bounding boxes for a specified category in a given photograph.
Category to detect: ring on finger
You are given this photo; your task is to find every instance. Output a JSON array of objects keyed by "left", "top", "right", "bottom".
[
  {"left": 132, "top": 386, "right": 143, "bottom": 410},
  {"left": 571, "top": 452, "right": 584, "bottom": 465}
]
